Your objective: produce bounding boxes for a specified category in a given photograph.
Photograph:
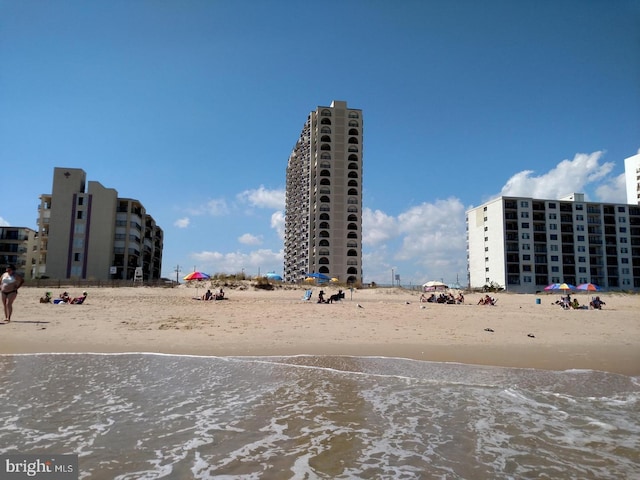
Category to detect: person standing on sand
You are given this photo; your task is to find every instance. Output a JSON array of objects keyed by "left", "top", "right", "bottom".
[{"left": 1, "top": 264, "right": 24, "bottom": 323}]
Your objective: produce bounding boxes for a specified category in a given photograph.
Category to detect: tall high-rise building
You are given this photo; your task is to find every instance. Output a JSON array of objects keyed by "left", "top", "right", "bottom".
[
  {"left": 624, "top": 152, "right": 640, "bottom": 205},
  {"left": 284, "top": 100, "right": 363, "bottom": 284},
  {"left": 466, "top": 193, "right": 640, "bottom": 292},
  {"left": 35, "top": 167, "right": 163, "bottom": 281}
]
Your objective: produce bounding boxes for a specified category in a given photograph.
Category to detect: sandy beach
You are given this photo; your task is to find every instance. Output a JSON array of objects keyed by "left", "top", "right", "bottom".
[{"left": 1, "top": 285, "right": 638, "bottom": 375}]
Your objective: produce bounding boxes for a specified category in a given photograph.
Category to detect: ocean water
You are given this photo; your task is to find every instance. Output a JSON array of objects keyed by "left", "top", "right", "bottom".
[{"left": 0, "top": 354, "right": 638, "bottom": 480}]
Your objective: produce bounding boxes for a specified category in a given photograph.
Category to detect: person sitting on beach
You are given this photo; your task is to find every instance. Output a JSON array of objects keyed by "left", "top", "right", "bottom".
[
  {"left": 419, "top": 294, "right": 428, "bottom": 303},
  {"left": 318, "top": 290, "right": 325, "bottom": 303},
  {"left": 202, "top": 289, "right": 213, "bottom": 301},
  {"left": 455, "top": 293, "right": 464, "bottom": 304},
  {"left": 59, "top": 292, "right": 71, "bottom": 303},
  {"left": 70, "top": 291, "right": 88, "bottom": 304},
  {"left": 478, "top": 295, "right": 495, "bottom": 306},
  {"left": 590, "top": 296, "right": 605, "bottom": 310},
  {"left": 40, "top": 291, "right": 52, "bottom": 303},
  {"left": 215, "top": 288, "right": 225, "bottom": 300},
  {"left": 570, "top": 298, "right": 580, "bottom": 309}
]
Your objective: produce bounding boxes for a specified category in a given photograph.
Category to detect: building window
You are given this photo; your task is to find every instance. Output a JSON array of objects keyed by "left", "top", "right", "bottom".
[
  {"left": 549, "top": 224, "right": 557, "bottom": 230},
  {"left": 321, "top": 109, "right": 332, "bottom": 116},
  {"left": 74, "top": 253, "right": 81, "bottom": 262},
  {"left": 550, "top": 245, "right": 558, "bottom": 251},
  {"left": 619, "top": 227, "right": 627, "bottom": 233},
  {"left": 522, "top": 233, "right": 530, "bottom": 239},
  {"left": 579, "top": 267, "right": 586, "bottom": 273},
  {"left": 618, "top": 217, "right": 627, "bottom": 223},
  {"left": 575, "top": 204, "right": 583, "bottom": 210},
  {"left": 577, "top": 235, "right": 585, "bottom": 241},
  {"left": 521, "top": 212, "right": 529, "bottom": 218},
  {"left": 522, "top": 254, "right": 530, "bottom": 260},
  {"left": 550, "top": 234, "right": 557, "bottom": 240},
  {"left": 621, "top": 247, "right": 628, "bottom": 253},
  {"left": 621, "top": 258, "right": 629, "bottom": 264},
  {"left": 576, "top": 214, "right": 584, "bottom": 221},
  {"left": 522, "top": 244, "right": 530, "bottom": 250},
  {"left": 551, "top": 266, "right": 559, "bottom": 272},
  {"left": 521, "top": 222, "right": 529, "bottom": 229},
  {"left": 551, "top": 255, "right": 559, "bottom": 261},
  {"left": 618, "top": 206, "right": 626, "bottom": 212},
  {"left": 549, "top": 213, "right": 557, "bottom": 219},
  {"left": 348, "top": 111, "right": 359, "bottom": 118},
  {"left": 524, "top": 276, "right": 532, "bottom": 283},
  {"left": 77, "top": 210, "right": 83, "bottom": 220},
  {"left": 577, "top": 245, "right": 585, "bottom": 252},
  {"left": 548, "top": 202, "right": 556, "bottom": 209},
  {"left": 523, "top": 265, "right": 531, "bottom": 271},
  {"left": 78, "top": 197, "right": 84, "bottom": 206},
  {"left": 578, "top": 257, "right": 586, "bottom": 263},
  {"left": 520, "top": 201, "right": 529, "bottom": 208}
]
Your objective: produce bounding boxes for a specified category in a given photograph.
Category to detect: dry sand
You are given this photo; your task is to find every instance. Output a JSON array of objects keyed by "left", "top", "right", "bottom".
[{"left": 1, "top": 285, "right": 638, "bottom": 375}]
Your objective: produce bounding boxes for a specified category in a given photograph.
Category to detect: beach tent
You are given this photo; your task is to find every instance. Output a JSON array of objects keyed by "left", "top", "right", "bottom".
[
  {"left": 305, "top": 272, "right": 330, "bottom": 284},
  {"left": 422, "top": 280, "right": 448, "bottom": 292},
  {"left": 265, "top": 272, "right": 283, "bottom": 281}
]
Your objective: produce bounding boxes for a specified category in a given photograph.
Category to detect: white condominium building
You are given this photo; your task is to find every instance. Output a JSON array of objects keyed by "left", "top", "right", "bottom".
[
  {"left": 625, "top": 152, "right": 640, "bottom": 205},
  {"left": 284, "top": 101, "right": 363, "bottom": 285},
  {"left": 467, "top": 193, "right": 640, "bottom": 293}
]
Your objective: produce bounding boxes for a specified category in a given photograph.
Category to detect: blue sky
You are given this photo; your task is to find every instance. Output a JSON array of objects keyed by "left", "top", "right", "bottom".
[{"left": 1, "top": 0, "right": 639, "bottom": 286}]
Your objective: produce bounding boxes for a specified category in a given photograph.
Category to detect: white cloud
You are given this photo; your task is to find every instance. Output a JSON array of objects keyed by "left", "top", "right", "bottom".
[
  {"left": 0, "top": 217, "right": 9, "bottom": 226},
  {"left": 237, "top": 186, "right": 285, "bottom": 210},
  {"left": 362, "top": 198, "right": 468, "bottom": 284},
  {"left": 174, "top": 217, "right": 190, "bottom": 228},
  {"left": 186, "top": 198, "right": 229, "bottom": 216},
  {"left": 270, "top": 210, "right": 285, "bottom": 239},
  {"left": 238, "top": 233, "right": 262, "bottom": 245},
  {"left": 595, "top": 173, "right": 627, "bottom": 203},
  {"left": 496, "top": 151, "right": 614, "bottom": 200},
  {"left": 191, "top": 248, "right": 283, "bottom": 276},
  {"left": 362, "top": 208, "right": 397, "bottom": 245}
]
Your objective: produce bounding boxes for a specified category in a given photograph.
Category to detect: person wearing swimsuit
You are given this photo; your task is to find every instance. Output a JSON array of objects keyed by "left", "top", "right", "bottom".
[{"left": 1, "top": 264, "right": 24, "bottom": 323}]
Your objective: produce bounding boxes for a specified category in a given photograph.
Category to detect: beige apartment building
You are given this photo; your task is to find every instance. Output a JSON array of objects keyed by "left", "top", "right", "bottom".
[
  {"left": 35, "top": 168, "right": 163, "bottom": 281},
  {"left": 284, "top": 100, "right": 363, "bottom": 285},
  {"left": 0, "top": 226, "right": 36, "bottom": 280}
]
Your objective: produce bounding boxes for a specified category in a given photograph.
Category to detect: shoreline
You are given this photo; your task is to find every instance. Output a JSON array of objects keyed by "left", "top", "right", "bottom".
[{"left": 1, "top": 286, "right": 638, "bottom": 376}]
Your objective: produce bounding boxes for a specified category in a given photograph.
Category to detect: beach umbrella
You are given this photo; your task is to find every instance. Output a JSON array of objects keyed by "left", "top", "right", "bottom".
[
  {"left": 183, "top": 271, "right": 211, "bottom": 281},
  {"left": 265, "top": 272, "right": 283, "bottom": 281},
  {"left": 576, "top": 283, "right": 601, "bottom": 292},
  {"left": 544, "top": 282, "right": 575, "bottom": 292},
  {"left": 183, "top": 271, "right": 211, "bottom": 298}
]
